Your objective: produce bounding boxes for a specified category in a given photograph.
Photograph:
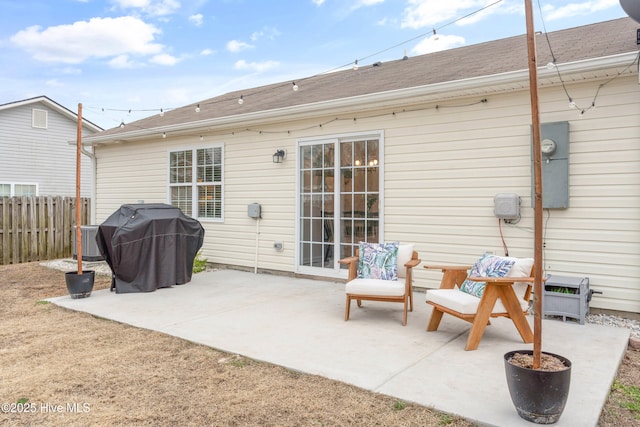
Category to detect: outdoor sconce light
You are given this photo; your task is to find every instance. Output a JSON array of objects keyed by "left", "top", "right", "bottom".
[{"left": 273, "top": 149, "right": 286, "bottom": 163}]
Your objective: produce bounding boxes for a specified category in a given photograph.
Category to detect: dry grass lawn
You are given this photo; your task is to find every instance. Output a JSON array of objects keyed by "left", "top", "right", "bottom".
[{"left": 1, "top": 262, "right": 638, "bottom": 426}]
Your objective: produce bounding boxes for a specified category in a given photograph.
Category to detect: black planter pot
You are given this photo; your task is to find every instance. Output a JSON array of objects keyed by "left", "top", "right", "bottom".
[
  {"left": 65, "top": 270, "right": 95, "bottom": 299},
  {"left": 504, "top": 350, "right": 571, "bottom": 424}
]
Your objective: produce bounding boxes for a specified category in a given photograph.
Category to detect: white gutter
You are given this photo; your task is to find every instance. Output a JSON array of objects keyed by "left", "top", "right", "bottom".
[{"left": 84, "top": 51, "right": 638, "bottom": 145}]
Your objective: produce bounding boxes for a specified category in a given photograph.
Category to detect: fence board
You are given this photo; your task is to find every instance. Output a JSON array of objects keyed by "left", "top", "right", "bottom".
[
  {"left": 0, "top": 197, "right": 91, "bottom": 265},
  {"left": 1, "top": 201, "right": 9, "bottom": 265}
]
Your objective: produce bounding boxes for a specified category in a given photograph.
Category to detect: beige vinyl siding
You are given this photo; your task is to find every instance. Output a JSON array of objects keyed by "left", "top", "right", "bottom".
[{"left": 94, "top": 75, "right": 639, "bottom": 313}]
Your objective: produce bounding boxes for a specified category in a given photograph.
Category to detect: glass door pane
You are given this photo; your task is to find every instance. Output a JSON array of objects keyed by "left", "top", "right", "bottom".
[
  {"left": 299, "top": 142, "right": 335, "bottom": 269},
  {"left": 339, "top": 139, "right": 379, "bottom": 262}
]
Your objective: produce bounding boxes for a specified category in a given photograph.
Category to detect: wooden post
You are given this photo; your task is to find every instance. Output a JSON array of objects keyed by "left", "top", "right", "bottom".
[
  {"left": 524, "top": 0, "right": 544, "bottom": 369},
  {"left": 76, "top": 103, "right": 83, "bottom": 275}
]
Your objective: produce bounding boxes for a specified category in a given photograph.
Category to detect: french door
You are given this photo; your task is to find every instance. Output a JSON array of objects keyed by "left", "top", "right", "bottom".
[{"left": 298, "top": 133, "right": 382, "bottom": 275}]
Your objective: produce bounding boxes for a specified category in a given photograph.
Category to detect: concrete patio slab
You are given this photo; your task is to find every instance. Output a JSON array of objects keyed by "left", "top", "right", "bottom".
[{"left": 49, "top": 269, "right": 629, "bottom": 426}]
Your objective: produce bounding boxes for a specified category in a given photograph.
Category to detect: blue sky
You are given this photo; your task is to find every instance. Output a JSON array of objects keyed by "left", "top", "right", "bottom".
[{"left": 0, "top": 0, "right": 629, "bottom": 130}]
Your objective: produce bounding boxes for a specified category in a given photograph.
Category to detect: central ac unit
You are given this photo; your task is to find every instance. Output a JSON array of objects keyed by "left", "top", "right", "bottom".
[{"left": 73, "top": 225, "right": 104, "bottom": 261}]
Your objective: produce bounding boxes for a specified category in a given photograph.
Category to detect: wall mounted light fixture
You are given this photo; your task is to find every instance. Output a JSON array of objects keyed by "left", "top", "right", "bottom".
[{"left": 273, "top": 149, "right": 286, "bottom": 163}]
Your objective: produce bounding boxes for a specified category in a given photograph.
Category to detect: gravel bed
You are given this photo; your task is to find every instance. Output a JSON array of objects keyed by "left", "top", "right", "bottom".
[
  {"left": 41, "top": 259, "right": 113, "bottom": 276},
  {"left": 586, "top": 313, "right": 640, "bottom": 339}
]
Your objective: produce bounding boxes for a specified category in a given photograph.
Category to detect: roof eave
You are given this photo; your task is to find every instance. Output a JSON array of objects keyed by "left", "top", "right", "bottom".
[{"left": 85, "top": 51, "right": 638, "bottom": 146}]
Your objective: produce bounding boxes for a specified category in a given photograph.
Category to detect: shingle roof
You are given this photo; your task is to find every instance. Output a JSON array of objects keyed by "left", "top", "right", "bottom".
[{"left": 96, "top": 17, "right": 638, "bottom": 138}]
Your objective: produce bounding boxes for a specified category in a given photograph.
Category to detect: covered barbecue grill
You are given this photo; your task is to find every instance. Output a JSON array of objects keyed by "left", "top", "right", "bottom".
[{"left": 96, "top": 204, "right": 205, "bottom": 293}]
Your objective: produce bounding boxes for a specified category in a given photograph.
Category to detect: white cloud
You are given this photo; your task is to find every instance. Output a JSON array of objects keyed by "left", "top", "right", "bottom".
[
  {"left": 541, "top": 0, "right": 618, "bottom": 21},
  {"left": 46, "top": 79, "right": 64, "bottom": 87},
  {"left": 108, "top": 54, "right": 142, "bottom": 69},
  {"left": 312, "top": 0, "right": 325, "bottom": 5},
  {"left": 226, "top": 40, "right": 254, "bottom": 53},
  {"left": 200, "top": 48, "right": 214, "bottom": 56},
  {"left": 55, "top": 66, "right": 83, "bottom": 75},
  {"left": 234, "top": 59, "right": 280, "bottom": 72},
  {"left": 189, "top": 13, "right": 203, "bottom": 26},
  {"left": 110, "top": 0, "right": 181, "bottom": 16},
  {"left": 354, "top": 0, "right": 384, "bottom": 7},
  {"left": 250, "top": 26, "right": 280, "bottom": 42},
  {"left": 411, "top": 33, "right": 465, "bottom": 55},
  {"left": 150, "top": 53, "right": 180, "bottom": 65},
  {"left": 10, "top": 16, "right": 164, "bottom": 64},
  {"left": 401, "top": 0, "right": 496, "bottom": 29},
  {"left": 343, "top": 0, "right": 384, "bottom": 12}
]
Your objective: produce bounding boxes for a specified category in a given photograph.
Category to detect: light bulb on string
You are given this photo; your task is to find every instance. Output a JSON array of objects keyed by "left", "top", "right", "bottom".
[
  {"left": 238, "top": 95, "right": 244, "bottom": 105},
  {"left": 195, "top": 104, "right": 200, "bottom": 112},
  {"left": 292, "top": 81, "right": 298, "bottom": 91},
  {"left": 119, "top": 121, "right": 125, "bottom": 128},
  {"left": 353, "top": 60, "right": 358, "bottom": 71},
  {"left": 568, "top": 99, "right": 577, "bottom": 109},
  {"left": 162, "top": 132, "right": 167, "bottom": 138},
  {"left": 159, "top": 108, "right": 164, "bottom": 117}
]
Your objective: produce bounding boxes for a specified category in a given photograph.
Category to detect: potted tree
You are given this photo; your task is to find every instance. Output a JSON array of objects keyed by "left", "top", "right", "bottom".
[
  {"left": 65, "top": 103, "right": 94, "bottom": 299},
  {"left": 502, "top": 2, "right": 571, "bottom": 423}
]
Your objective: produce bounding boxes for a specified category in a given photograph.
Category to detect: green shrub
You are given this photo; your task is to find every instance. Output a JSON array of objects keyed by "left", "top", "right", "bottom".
[{"left": 192, "top": 251, "right": 207, "bottom": 273}]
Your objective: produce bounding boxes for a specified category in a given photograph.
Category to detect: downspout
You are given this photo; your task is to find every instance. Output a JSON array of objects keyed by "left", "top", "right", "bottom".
[{"left": 80, "top": 145, "right": 97, "bottom": 225}]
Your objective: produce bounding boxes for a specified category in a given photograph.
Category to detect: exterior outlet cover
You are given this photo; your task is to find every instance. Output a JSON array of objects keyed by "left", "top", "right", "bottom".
[{"left": 494, "top": 193, "right": 521, "bottom": 220}]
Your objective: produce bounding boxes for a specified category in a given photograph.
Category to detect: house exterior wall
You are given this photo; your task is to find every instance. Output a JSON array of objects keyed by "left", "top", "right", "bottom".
[
  {"left": 93, "top": 75, "right": 640, "bottom": 314},
  {"left": 0, "top": 102, "right": 95, "bottom": 197}
]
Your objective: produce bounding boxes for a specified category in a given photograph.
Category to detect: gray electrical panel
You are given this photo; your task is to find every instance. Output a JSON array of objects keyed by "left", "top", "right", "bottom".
[
  {"left": 531, "top": 121, "right": 569, "bottom": 209},
  {"left": 247, "top": 203, "right": 261, "bottom": 219}
]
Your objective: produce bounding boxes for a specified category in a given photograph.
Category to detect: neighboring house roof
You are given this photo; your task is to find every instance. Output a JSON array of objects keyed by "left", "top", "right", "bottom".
[
  {"left": 0, "top": 95, "right": 103, "bottom": 132},
  {"left": 89, "top": 17, "right": 639, "bottom": 143}
]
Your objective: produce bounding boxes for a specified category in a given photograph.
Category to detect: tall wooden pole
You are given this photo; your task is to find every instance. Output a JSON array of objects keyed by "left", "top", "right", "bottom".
[
  {"left": 76, "top": 103, "right": 83, "bottom": 275},
  {"left": 524, "top": 0, "right": 543, "bottom": 369}
]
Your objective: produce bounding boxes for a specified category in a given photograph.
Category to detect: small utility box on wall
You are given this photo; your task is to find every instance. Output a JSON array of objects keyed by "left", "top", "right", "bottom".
[
  {"left": 247, "top": 203, "right": 261, "bottom": 219},
  {"left": 494, "top": 193, "right": 521, "bottom": 222},
  {"left": 532, "top": 121, "right": 569, "bottom": 209}
]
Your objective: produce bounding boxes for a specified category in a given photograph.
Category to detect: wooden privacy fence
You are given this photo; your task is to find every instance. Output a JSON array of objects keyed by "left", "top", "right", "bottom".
[{"left": 0, "top": 196, "right": 91, "bottom": 265}]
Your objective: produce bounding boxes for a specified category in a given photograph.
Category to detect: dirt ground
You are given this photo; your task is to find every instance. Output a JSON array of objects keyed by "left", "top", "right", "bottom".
[{"left": 1, "top": 262, "right": 638, "bottom": 426}]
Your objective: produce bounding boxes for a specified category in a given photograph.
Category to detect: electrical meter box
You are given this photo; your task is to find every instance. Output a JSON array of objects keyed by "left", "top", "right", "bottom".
[
  {"left": 494, "top": 193, "right": 521, "bottom": 220},
  {"left": 531, "top": 121, "right": 570, "bottom": 209},
  {"left": 247, "top": 203, "right": 261, "bottom": 219}
]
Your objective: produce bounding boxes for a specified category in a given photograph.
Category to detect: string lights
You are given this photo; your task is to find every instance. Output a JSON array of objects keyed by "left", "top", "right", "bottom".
[
  {"left": 84, "top": 0, "right": 636, "bottom": 131},
  {"left": 109, "top": 97, "right": 490, "bottom": 144},
  {"left": 536, "top": 0, "right": 640, "bottom": 117},
  {"left": 85, "top": 1, "right": 507, "bottom": 124}
]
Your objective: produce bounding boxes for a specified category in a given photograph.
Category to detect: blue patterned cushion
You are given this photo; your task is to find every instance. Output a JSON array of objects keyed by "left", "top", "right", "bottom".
[
  {"left": 459, "top": 254, "right": 515, "bottom": 298},
  {"left": 357, "top": 242, "right": 399, "bottom": 281}
]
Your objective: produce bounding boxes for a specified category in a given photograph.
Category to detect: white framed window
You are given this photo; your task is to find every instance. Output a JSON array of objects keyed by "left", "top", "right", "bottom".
[
  {"left": 32, "top": 109, "right": 48, "bottom": 129},
  {"left": 0, "top": 183, "right": 38, "bottom": 196},
  {"left": 169, "top": 145, "right": 223, "bottom": 221}
]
